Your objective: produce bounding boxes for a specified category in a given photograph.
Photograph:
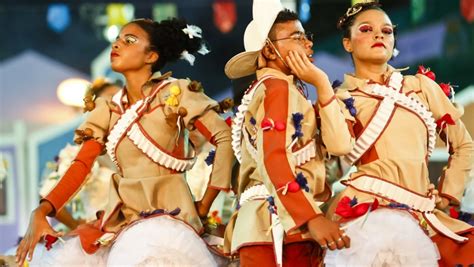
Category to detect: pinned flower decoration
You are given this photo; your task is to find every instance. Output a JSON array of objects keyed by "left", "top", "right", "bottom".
[
  {"left": 291, "top": 113, "right": 304, "bottom": 140},
  {"left": 342, "top": 97, "right": 357, "bottom": 117},
  {"left": 335, "top": 196, "right": 379, "bottom": 219},
  {"left": 139, "top": 207, "right": 181, "bottom": 218},
  {"left": 204, "top": 150, "right": 216, "bottom": 166},
  {"left": 44, "top": 234, "right": 59, "bottom": 251},
  {"left": 188, "top": 80, "right": 204, "bottom": 92},
  {"left": 74, "top": 128, "right": 96, "bottom": 144},
  {"left": 225, "top": 116, "right": 232, "bottom": 127},
  {"left": 332, "top": 79, "right": 343, "bottom": 90},
  {"left": 278, "top": 172, "right": 309, "bottom": 195},
  {"left": 417, "top": 65, "right": 436, "bottom": 81},
  {"left": 165, "top": 85, "right": 181, "bottom": 106},
  {"left": 439, "top": 83, "right": 455, "bottom": 99},
  {"left": 182, "top": 24, "right": 203, "bottom": 39},
  {"left": 436, "top": 113, "right": 456, "bottom": 130},
  {"left": 267, "top": 196, "right": 277, "bottom": 214}
]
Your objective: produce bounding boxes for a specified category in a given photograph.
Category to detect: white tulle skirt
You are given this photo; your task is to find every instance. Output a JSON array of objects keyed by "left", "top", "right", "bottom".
[
  {"left": 29, "top": 216, "right": 217, "bottom": 266},
  {"left": 324, "top": 209, "right": 440, "bottom": 267}
]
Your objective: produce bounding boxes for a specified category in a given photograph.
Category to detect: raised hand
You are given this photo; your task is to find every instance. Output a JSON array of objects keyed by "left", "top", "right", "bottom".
[
  {"left": 307, "top": 215, "right": 350, "bottom": 250},
  {"left": 286, "top": 50, "right": 334, "bottom": 104}
]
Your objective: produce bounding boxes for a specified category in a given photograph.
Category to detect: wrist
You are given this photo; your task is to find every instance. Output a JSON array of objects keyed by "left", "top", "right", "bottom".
[{"left": 37, "top": 200, "right": 54, "bottom": 216}]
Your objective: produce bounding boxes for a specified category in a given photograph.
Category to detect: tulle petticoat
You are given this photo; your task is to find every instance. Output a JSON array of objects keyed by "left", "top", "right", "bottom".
[
  {"left": 29, "top": 216, "right": 217, "bottom": 266},
  {"left": 324, "top": 208, "right": 440, "bottom": 267}
]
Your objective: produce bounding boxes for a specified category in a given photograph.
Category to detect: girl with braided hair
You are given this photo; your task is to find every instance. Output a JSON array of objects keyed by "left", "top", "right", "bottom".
[
  {"left": 16, "top": 18, "right": 233, "bottom": 266},
  {"left": 323, "top": 2, "right": 473, "bottom": 266}
]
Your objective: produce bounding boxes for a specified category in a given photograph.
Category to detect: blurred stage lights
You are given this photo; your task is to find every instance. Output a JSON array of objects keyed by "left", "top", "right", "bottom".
[{"left": 57, "top": 78, "right": 91, "bottom": 107}]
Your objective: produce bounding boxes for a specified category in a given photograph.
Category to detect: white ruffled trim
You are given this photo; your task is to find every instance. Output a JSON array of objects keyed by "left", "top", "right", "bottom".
[
  {"left": 324, "top": 209, "right": 440, "bottom": 267},
  {"left": 106, "top": 99, "right": 144, "bottom": 167},
  {"left": 349, "top": 175, "right": 435, "bottom": 212},
  {"left": 347, "top": 175, "right": 468, "bottom": 242},
  {"left": 239, "top": 184, "right": 270, "bottom": 206},
  {"left": 371, "top": 75, "right": 437, "bottom": 157},
  {"left": 106, "top": 80, "right": 196, "bottom": 172},
  {"left": 344, "top": 72, "right": 437, "bottom": 164},
  {"left": 127, "top": 124, "right": 196, "bottom": 172},
  {"left": 231, "top": 76, "right": 274, "bottom": 163}
]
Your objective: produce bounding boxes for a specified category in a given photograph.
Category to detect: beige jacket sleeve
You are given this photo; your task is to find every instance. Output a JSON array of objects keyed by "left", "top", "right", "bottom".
[
  {"left": 74, "top": 97, "right": 112, "bottom": 144},
  {"left": 417, "top": 74, "right": 474, "bottom": 204},
  {"left": 176, "top": 79, "right": 233, "bottom": 191},
  {"left": 317, "top": 93, "right": 354, "bottom": 156}
]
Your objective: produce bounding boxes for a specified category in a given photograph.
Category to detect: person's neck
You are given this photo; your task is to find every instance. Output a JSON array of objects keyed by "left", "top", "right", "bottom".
[
  {"left": 123, "top": 70, "right": 152, "bottom": 104},
  {"left": 266, "top": 62, "right": 293, "bottom": 80},
  {"left": 353, "top": 61, "right": 388, "bottom": 84}
]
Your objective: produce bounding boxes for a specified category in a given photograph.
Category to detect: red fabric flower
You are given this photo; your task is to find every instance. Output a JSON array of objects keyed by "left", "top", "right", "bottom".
[
  {"left": 449, "top": 207, "right": 459, "bottom": 219},
  {"left": 436, "top": 113, "right": 456, "bottom": 130},
  {"left": 44, "top": 234, "right": 58, "bottom": 251},
  {"left": 439, "top": 83, "right": 452, "bottom": 98},
  {"left": 336, "top": 197, "right": 379, "bottom": 219},
  {"left": 225, "top": 116, "right": 232, "bottom": 127},
  {"left": 417, "top": 65, "right": 436, "bottom": 81}
]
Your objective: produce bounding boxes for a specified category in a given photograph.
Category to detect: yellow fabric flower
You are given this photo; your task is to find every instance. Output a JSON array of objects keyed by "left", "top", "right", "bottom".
[{"left": 165, "top": 85, "right": 181, "bottom": 106}]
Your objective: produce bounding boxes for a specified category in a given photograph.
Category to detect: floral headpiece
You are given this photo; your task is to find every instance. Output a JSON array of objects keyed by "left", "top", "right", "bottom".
[
  {"left": 337, "top": 1, "right": 381, "bottom": 29},
  {"left": 180, "top": 24, "right": 210, "bottom": 66}
]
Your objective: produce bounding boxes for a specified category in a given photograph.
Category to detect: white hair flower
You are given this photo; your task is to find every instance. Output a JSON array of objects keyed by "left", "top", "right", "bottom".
[
  {"left": 181, "top": 50, "right": 196, "bottom": 66},
  {"left": 182, "top": 24, "right": 202, "bottom": 39}
]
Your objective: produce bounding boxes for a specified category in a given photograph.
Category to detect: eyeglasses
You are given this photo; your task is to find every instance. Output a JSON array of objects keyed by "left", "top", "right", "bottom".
[{"left": 270, "top": 32, "right": 314, "bottom": 43}]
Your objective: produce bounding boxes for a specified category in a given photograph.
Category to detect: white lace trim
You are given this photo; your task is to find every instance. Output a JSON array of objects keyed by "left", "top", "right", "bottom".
[
  {"left": 127, "top": 124, "right": 196, "bottom": 172},
  {"left": 344, "top": 72, "right": 437, "bottom": 165},
  {"left": 348, "top": 175, "right": 468, "bottom": 242},
  {"left": 232, "top": 76, "right": 274, "bottom": 163}
]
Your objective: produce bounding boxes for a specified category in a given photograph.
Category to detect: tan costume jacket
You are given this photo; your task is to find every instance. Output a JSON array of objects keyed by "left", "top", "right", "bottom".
[
  {"left": 224, "top": 67, "right": 353, "bottom": 254},
  {"left": 328, "top": 66, "right": 474, "bottom": 238},
  {"left": 43, "top": 72, "right": 233, "bottom": 253}
]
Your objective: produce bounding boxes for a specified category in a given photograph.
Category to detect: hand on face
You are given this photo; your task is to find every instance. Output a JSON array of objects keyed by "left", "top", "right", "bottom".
[{"left": 286, "top": 50, "right": 329, "bottom": 88}]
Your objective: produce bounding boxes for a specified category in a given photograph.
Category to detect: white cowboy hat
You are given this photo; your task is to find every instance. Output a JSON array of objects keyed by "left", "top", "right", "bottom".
[{"left": 224, "top": 0, "right": 283, "bottom": 79}]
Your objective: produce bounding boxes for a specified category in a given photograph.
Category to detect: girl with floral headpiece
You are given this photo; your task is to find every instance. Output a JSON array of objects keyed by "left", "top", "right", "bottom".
[
  {"left": 16, "top": 17, "right": 233, "bottom": 266},
  {"left": 323, "top": 2, "right": 474, "bottom": 266}
]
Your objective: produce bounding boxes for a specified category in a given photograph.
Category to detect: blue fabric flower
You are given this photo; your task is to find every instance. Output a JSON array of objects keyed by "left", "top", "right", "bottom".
[
  {"left": 140, "top": 207, "right": 181, "bottom": 218},
  {"left": 388, "top": 202, "right": 411, "bottom": 209},
  {"left": 332, "top": 79, "right": 343, "bottom": 89},
  {"left": 266, "top": 196, "right": 277, "bottom": 214},
  {"left": 291, "top": 113, "right": 304, "bottom": 140},
  {"left": 295, "top": 173, "right": 309, "bottom": 192},
  {"left": 249, "top": 117, "right": 256, "bottom": 125},
  {"left": 342, "top": 97, "right": 357, "bottom": 116},
  {"left": 349, "top": 196, "right": 358, "bottom": 207},
  {"left": 204, "top": 150, "right": 216, "bottom": 166}
]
